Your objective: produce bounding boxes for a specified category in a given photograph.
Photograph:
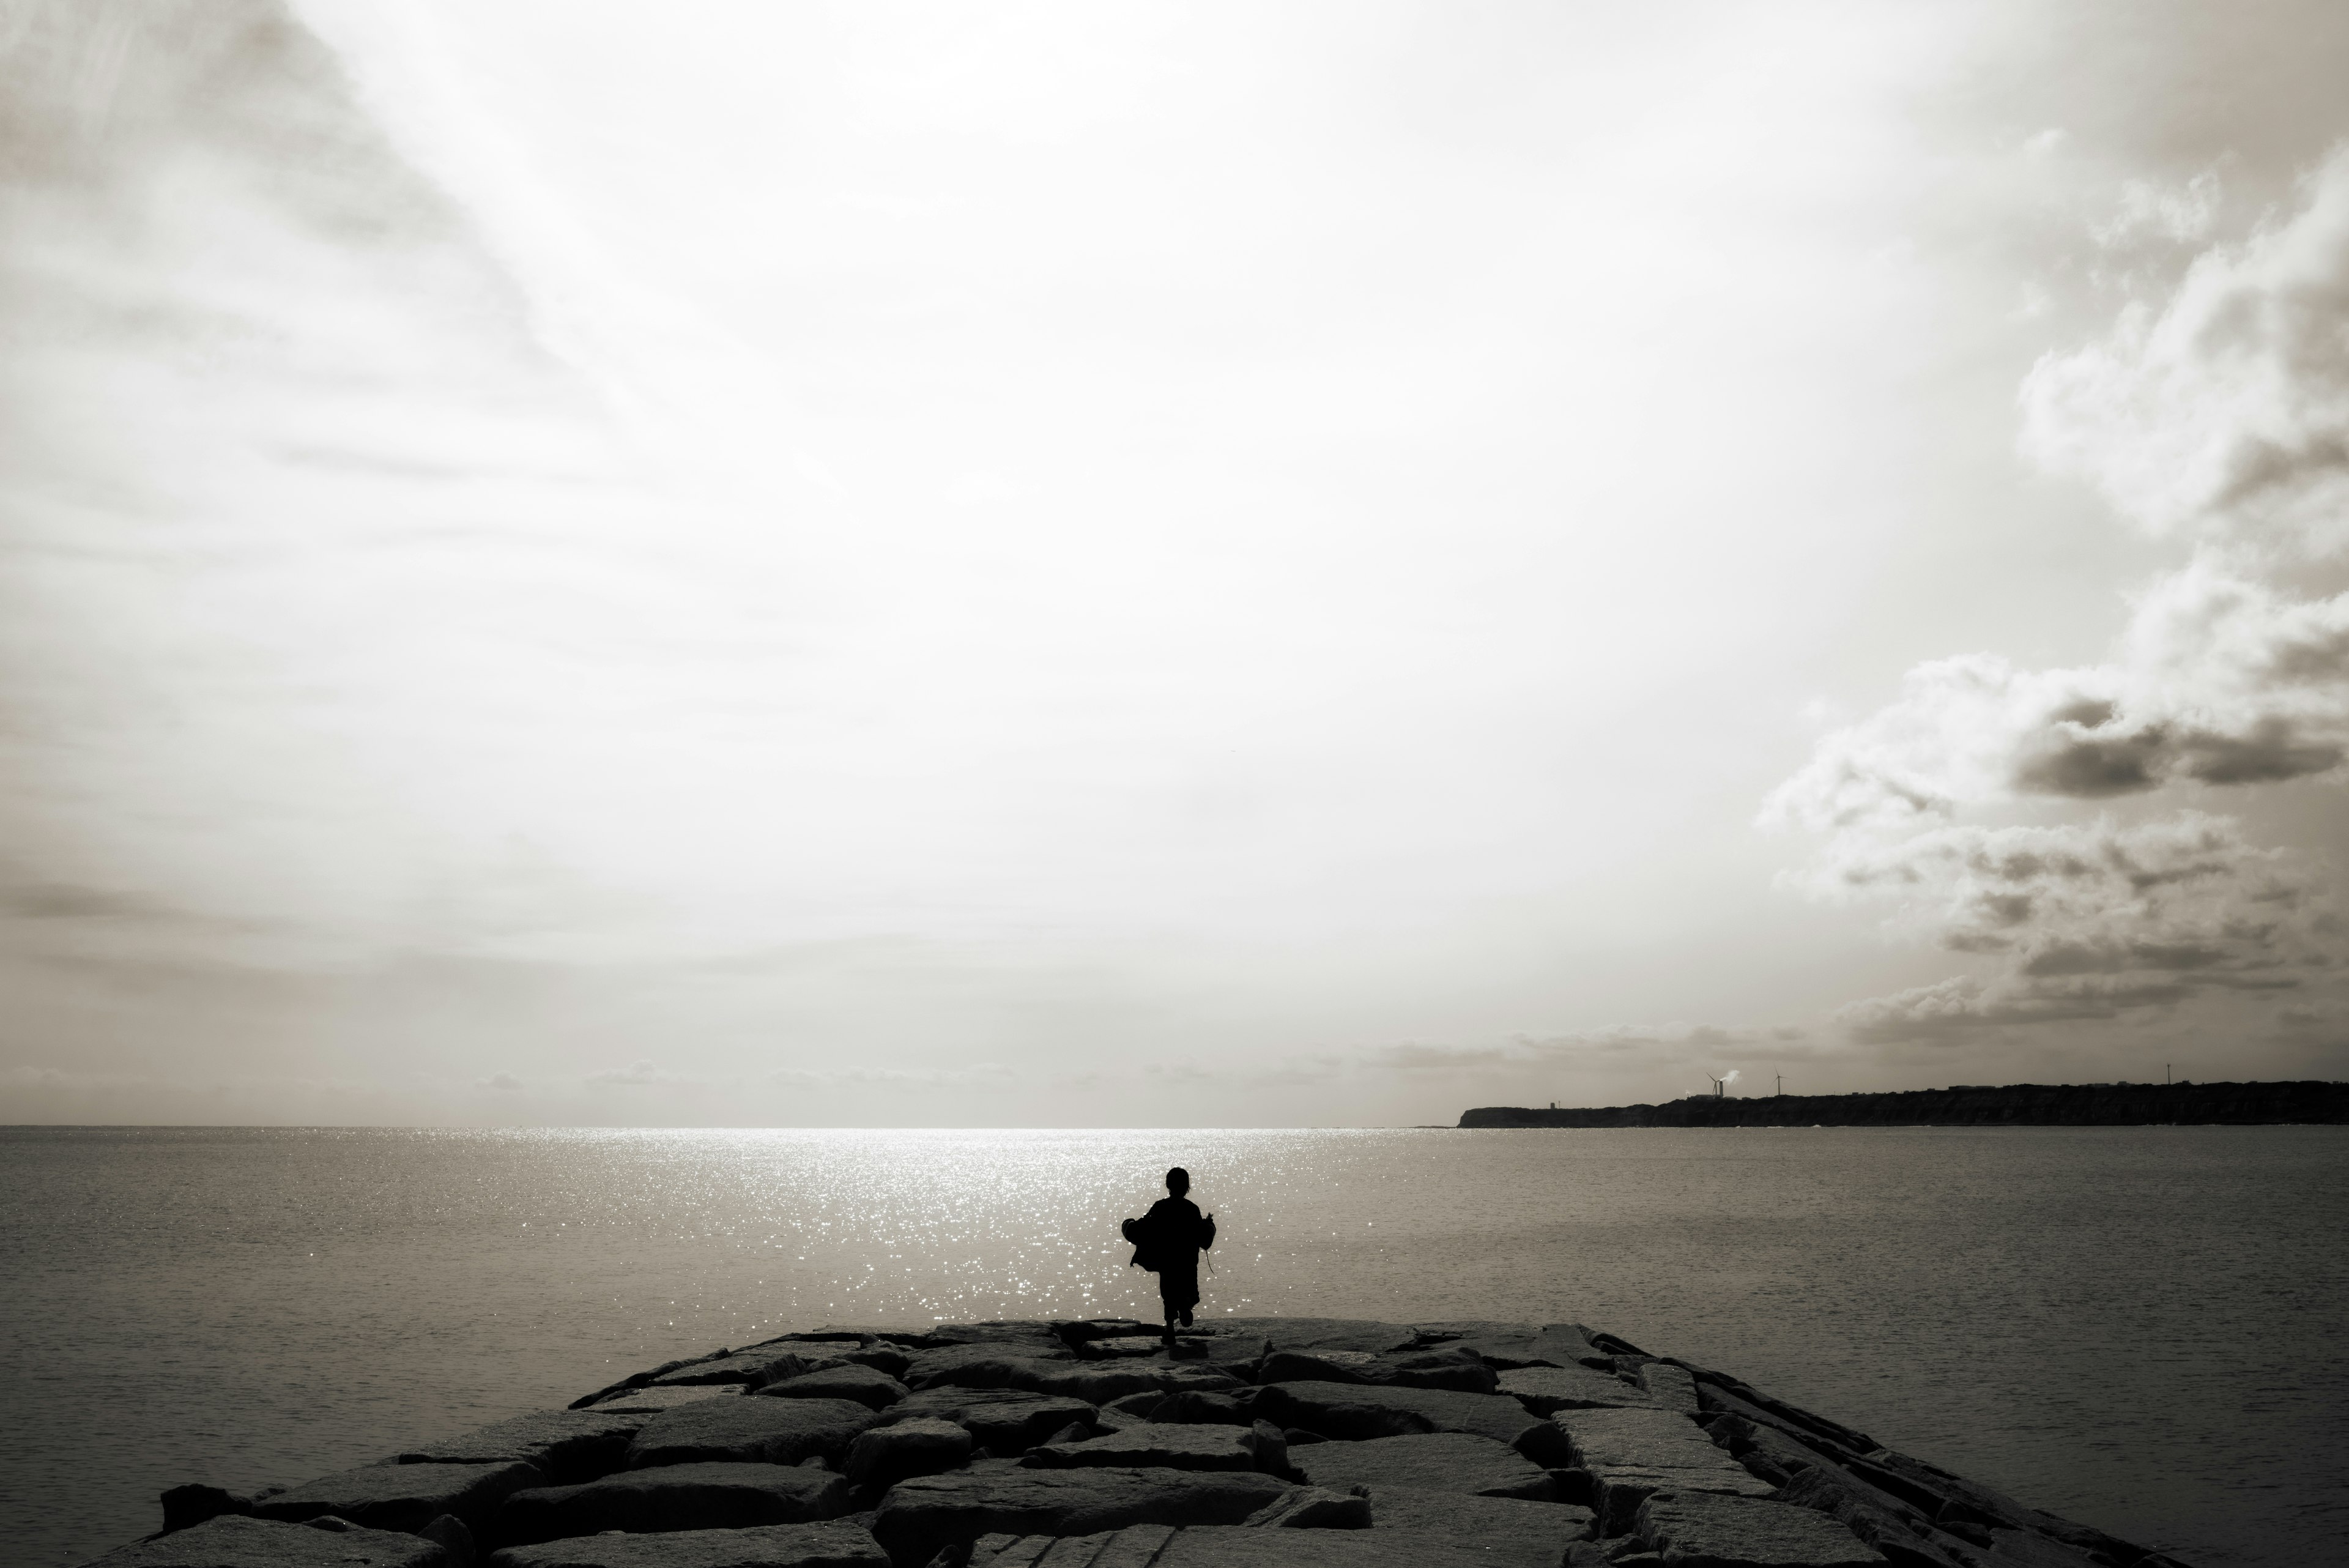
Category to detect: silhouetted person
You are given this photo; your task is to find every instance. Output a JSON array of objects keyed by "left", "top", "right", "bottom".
[{"left": 1125, "top": 1166, "right": 1215, "bottom": 1345}]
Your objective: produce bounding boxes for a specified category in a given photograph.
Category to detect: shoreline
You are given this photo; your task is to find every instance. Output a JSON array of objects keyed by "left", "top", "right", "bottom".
[{"left": 1458, "top": 1079, "right": 2349, "bottom": 1129}]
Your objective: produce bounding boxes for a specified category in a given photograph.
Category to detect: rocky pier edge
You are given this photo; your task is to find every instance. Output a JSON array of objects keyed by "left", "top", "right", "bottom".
[{"left": 92, "top": 1315, "right": 2192, "bottom": 1568}]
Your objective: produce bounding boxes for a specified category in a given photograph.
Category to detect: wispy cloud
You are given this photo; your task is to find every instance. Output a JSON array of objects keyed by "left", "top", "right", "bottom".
[
  {"left": 768, "top": 1063, "right": 1019, "bottom": 1091},
  {"left": 2025, "top": 149, "right": 2349, "bottom": 551},
  {"left": 585, "top": 1060, "right": 691, "bottom": 1088}
]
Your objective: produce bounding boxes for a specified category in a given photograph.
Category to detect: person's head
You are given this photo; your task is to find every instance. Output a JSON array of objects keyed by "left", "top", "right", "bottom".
[{"left": 1165, "top": 1167, "right": 1190, "bottom": 1196}]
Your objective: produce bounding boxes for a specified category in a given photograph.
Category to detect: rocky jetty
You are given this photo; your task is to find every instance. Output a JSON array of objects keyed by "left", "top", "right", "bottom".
[
  {"left": 91, "top": 1317, "right": 2192, "bottom": 1568},
  {"left": 1459, "top": 1079, "right": 2349, "bottom": 1129}
]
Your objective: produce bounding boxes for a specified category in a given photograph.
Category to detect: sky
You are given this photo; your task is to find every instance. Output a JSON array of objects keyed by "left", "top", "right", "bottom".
[{"left": 1, "top": 0, "right": 2345, "bottom": 1126}]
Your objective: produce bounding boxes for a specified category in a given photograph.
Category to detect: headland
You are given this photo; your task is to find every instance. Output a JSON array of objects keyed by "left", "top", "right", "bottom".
[
  {"left": 97, "top": 1314, "right": 2189, "bottom": 1568},
  {"left": 1458, "top": 1078, "right": 2348, "bottom": 1129}
]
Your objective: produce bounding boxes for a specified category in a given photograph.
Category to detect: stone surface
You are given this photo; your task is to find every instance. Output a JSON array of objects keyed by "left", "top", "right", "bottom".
[
  {"left": 1141, "top": 1391, "right": 1253, "bottom": 1427},
  {"left": 495, "top": 1463, "right": 850, "bottom": 1545},
  {"left": 1170, "top": 1335, "right": 1272, "bottom": 1371},
  {"left": 1257, "top": 1347, "right": 1499, "bottom": 1394},
  {"left": 922, "top": 1323, "right": 1071, "bottom": 1350},
  {"left": 754, "top": 1366, "right": 908, "bottom": 1411},
  {"left": 740, "top": 1337, "right": 916, "bottom": 1381},
  {"left": 1421, "top": 1323, "right": 1614, "bottom": 1372},
  {"left": 486, "top": 1520, "right": 886, "bottom": 1568},
  {"left": 90, "top": 1514, "right": 453, "bottom": 1568},
  {"left": 1553, "top": 1408, "right": 1776, "bottom": 1533},
  {"left": 627, "top": 1400, "right": 880, "bottom": 1470},
  {"left": 1635, "top": 1490, "right": 1885, "bottom": 1567},
  {"left": 968, "top": 1523, "right": 1532, "bottom": 1567},
  {"left": 160, "top": 1484, "right": 254, "bottom": 1534},
  {"left": 1022, "top": 1364, "right": 1245, "bottom": 1406},
  {"left": 1637, "top": 1365, "right": 1701, "bottom": 1419},
  {"left": 1292, "top": 1433, "right": 1558, "bottom": 1501},
  {"left": 898, "top": 1345, "right": 1077, "bottom": 1393},
  {"left": 1241, "top": 1486, "right": 1371, "bottom": 1529},
  {"left": 870, "top": 1466, "right": 1290, "bottom": 1567},
  {"left": 1500, "top": 1367, "right": 1655, "bottom": 1416},
  {"left": 1770, "top": 1468, "right": 1972, "bottom": 1568},
  {"left": 591, "top": 1387, "right": 745, "bottom": 1413},
  {"left": 1085, "top": 1337, "right": 1178, "bottom": 1359},
  {"left": 254, "top": 1461, "right": 547, "bottom": 1535},
  {"left": 1214, "top": 1319, "right": 1417, "bottom": 1356},
  {"left": 653, "top": 1349, "right": 837, "bottom": 1389},
  {"left": 1019, "top": 1425, "right": 1276, "bottom": 1474},
  {"left": 843, "top": 1419, "right": 973, "bottom": 1490},
  {"left": 966, "top": 1526, "right": 1178, "bottom": 1568},
  {"left": 1689, "top": 1373, "right": 1874, "bottom": 1460},
  {"left": 1370, "top": 1484, "right": 1596, "bottom": 1563},
  {"left": 1249, "top": 1381, "right": 1560, "bottom": 1459},
  {"left": 416, "top": 1515, "right": 473, "bottom": 1567},
  {"left": 1707, "top": 1417, "right": 1835, "bottom": 1489},
  {"left": 872, "top": 1391, "right": 1098, "bottom": 1455},
  {"left": 395, "top": 1410, "right": 650, "bottom": 1483}
]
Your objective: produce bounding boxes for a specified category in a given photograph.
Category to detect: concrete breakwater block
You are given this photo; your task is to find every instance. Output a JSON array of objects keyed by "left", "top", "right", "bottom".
[
  {"left": 870, "top": 1390, "right": 1099, "bottom": 1455},
  {"left": 1497, "top": 1364, "right": 1658, "bottom": 1415},
  {"left": 1255, "top": 1346, "right": 1499, "bottom": 1394},
  {"left": 754, "top": 1365, "right": 911, "bottom": 1411},
  {"left": 1553, "top": 1405, "right": 1778, "bottom": 1532},
  {"left": 1248, "top": 1380, "right": 1565, "bottom": 1461},
  {"left": 1019, "top": 1422, "right": 1287, "bottom": 1476},
  {"left": 845, "top": 1418, "right": 976, "bottom": 1488},
  {"left": 92, "top": 1514, "right": 458, "bottom": 1568},
  {"left": 391, "top": 1409, "right": 653, "bottom": 1483},
  {"left": 872, "top": 1467, "right": 1293, "bottom": 1567},
  {"left": 625, "top": 1399, "right": 881, "bottom": 1470},
  {"left": 591, "top": 1386, "right": 746, "bottom": 1413},
  {"left": 970, "top": 1523, "right": 1535, "bottom": 1567},
  {"left": 253, "top": 1459, "right": 548, "bottom": 1536},
  {"left": 1368, "top": 1483, "right": 1595, "bottom": 1558},
  {"left": 494, "top": 1462, "right": 852, "bottom": 1545},
  {"left": 104, "top": 1316, "right": 2188, "bottom": 1568},
  {"left": 488, "top": 1520, "right": 888, "bottom": 1568},
  {"left": 1633, "top": 1489, "right": 1889, "bottom": 1567},
  {"left": 1291, "top": 1432, "right": 1559, "bottom": 1501}
]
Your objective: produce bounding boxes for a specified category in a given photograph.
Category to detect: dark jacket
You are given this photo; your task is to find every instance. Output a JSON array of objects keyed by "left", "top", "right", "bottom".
[{"left": 1125, "top": 1197, "right": 1214, "bottom": 1273}]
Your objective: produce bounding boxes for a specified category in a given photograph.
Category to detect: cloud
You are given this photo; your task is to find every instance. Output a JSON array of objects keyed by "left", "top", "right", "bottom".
[
  {"left": 767, "top": 1063, "right": 1018, "bottom": 1090},
  {"left": 480, "top": 1071, "right": 524, "bottom": 1090},
  {"left": 1772, "top": 149, "right": 2349, "bottom": 1049},
  {"left": 2090, "top": 169, "right": 2226, "bottom": 250},
  {"left": 585, "top": 1060, "right": 689, "bottom": 1087},
  {"left": 2023, "top": 144, "right": 2349, "bottom": 553},
  {"left": 1365, "top": 1043, "right": 1516, "bottom": 1074},
  {"left": 1822, "top": 815, "right": 2331, "bottom": 1045},
  {"left": 1763, "top": 562, "right": 2349, "bottom": 834}
]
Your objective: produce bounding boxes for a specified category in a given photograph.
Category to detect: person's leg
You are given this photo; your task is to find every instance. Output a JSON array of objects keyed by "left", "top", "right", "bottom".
[{"left": 1162, "top": 1264, "right": 1198, "bottom": 1341}]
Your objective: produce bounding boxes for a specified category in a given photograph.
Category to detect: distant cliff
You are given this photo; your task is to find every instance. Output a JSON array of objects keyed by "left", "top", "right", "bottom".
[{"left": 1458, "top": 1079, "right": 2349, "bottom": 1128}]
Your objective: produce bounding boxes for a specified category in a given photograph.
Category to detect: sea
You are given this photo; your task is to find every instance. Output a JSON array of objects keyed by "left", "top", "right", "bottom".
[{"left": 2, "top": 1125, "right": 2343, "bottom": 1568}]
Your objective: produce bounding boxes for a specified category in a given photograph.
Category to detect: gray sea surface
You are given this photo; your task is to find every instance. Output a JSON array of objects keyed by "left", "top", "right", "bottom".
[{"left": 2, "top": 1124, "right": 2343, "bottom": 1567}]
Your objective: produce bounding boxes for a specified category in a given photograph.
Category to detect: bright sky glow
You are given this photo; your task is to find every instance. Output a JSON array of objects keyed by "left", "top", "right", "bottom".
[{"left": 3, "top": 0, "right": 2345, "bottom": 1124}]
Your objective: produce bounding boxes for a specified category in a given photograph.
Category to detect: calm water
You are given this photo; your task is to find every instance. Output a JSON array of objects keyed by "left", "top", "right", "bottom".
[{"left": 2, "top": 1126, "right": 2343, "bottom": 1567}]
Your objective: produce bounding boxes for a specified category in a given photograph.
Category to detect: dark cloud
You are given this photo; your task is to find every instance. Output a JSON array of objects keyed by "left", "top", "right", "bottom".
[{"left": 1827, "top": 815, "right": 2331, "bottom": 1046}]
